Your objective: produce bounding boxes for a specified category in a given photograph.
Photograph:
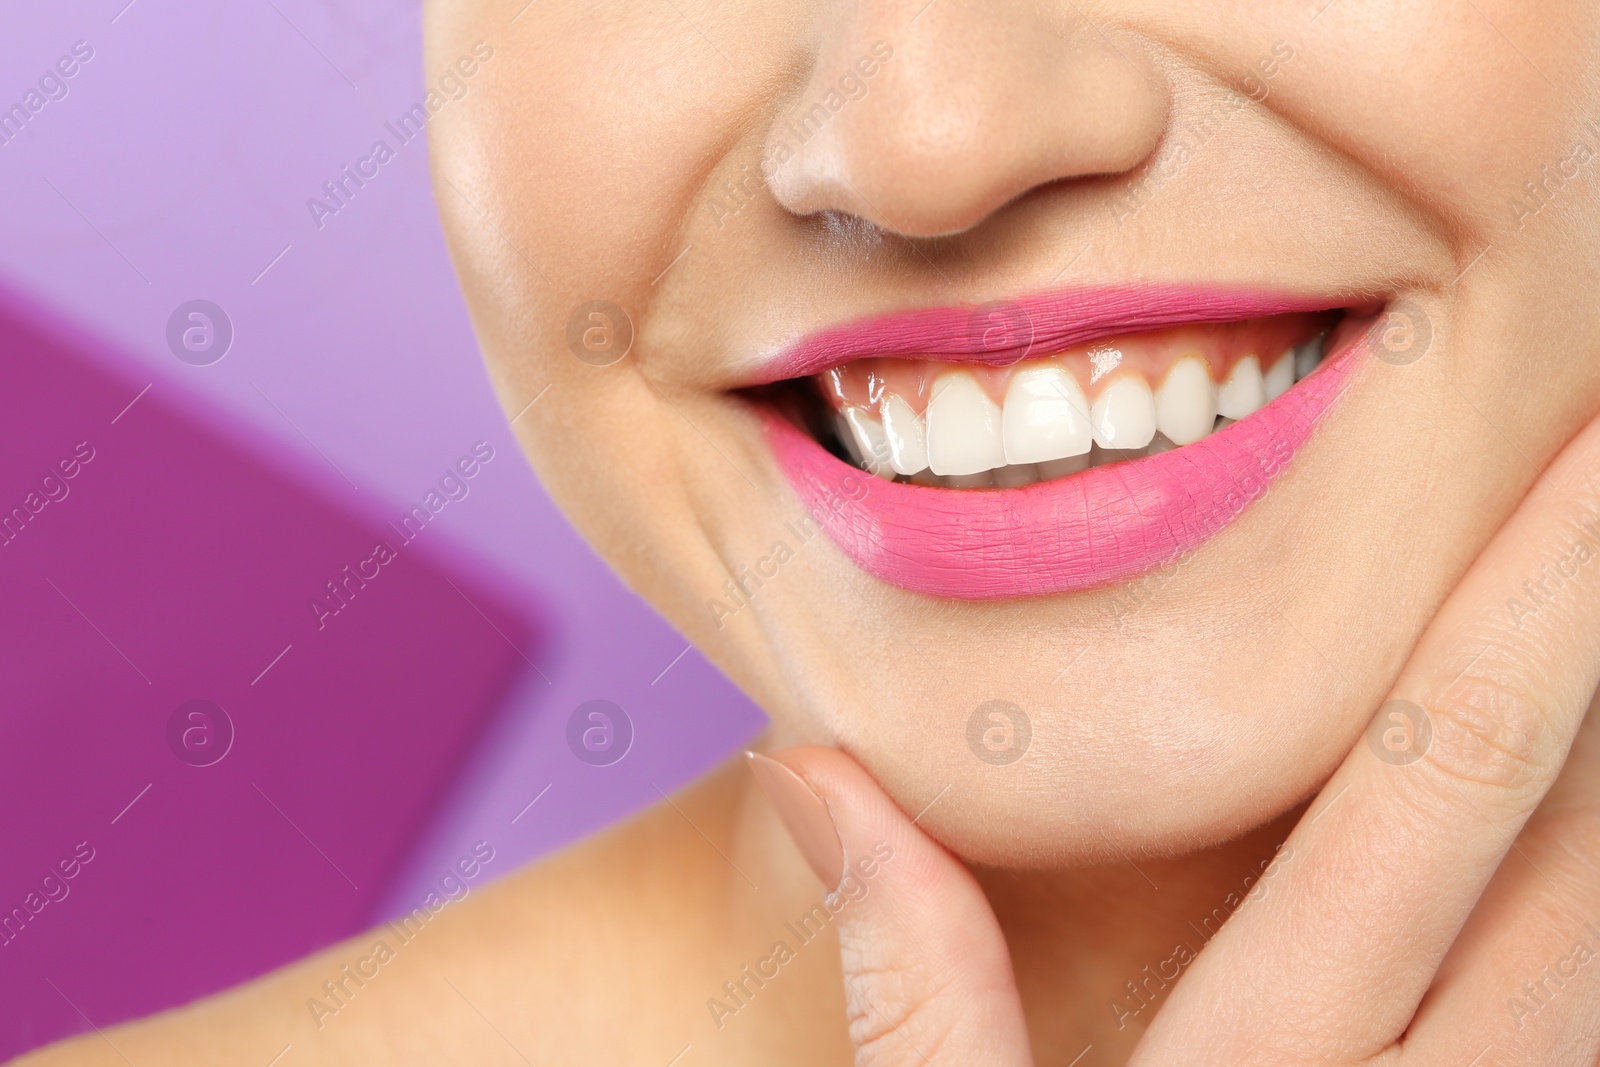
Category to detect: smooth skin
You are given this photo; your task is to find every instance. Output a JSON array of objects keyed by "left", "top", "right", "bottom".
[
  {"left": 18, "top": 0, "right": 1600, "bottom": 1064},
  {"left": 773, "top": 404, "right": 1600, "bottom": 1063},
  {"left": 426, "top": 0, "right": 1600, "bottom": 869}
]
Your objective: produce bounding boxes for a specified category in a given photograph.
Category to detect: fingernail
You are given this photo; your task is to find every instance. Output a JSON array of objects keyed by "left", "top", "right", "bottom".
[{"left": 746, "top": 751, "right": 844, "bottom": 888}]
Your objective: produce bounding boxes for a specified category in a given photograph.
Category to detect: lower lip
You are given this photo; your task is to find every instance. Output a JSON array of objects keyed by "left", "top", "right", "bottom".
[{"left": 764, "top": 335, "right": 1366, "bottom": 600}]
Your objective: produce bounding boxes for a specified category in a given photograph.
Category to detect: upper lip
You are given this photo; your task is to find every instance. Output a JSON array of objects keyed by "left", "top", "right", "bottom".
[{"left": 750, "top": 283, "right": 1355, "bottom": 386}]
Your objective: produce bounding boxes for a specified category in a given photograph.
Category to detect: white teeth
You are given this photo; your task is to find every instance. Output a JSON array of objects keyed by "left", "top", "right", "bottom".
[
  {"left": 1293, "top": 334, "right": 1324, "bottom": 380},
  {"left": 879, "top": 393, "right": 928, "bottom": 475},
  {"left": 1090, "top": 376, "right": 1157, "bottom": 450},
  {"left": 1001, "top": 365, "right": 1092, "bottom": 465},
  {"left": 842, "top": 407, "right": 895, "bottom": 479},
  {"left": 1154, "top": 356, "right": 1218, "bottom": 446},
  {"left": 926, "top": 371, "right": 1007, "bottom": 476},
  {"left": 1216, "top": 355, "right": 1266, "bottom": 420},
  {"left": 840, "top": 329, "right": 1329, "bottom": 486},
  {"left": 1263, "top": 349, "right": 1294, "bottom": 401}
]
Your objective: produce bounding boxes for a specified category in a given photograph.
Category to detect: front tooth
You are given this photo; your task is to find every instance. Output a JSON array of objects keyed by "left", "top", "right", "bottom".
[
  {"left": 880, "top": 393, "right": 929, "bottom": 475},
  {"left": 1154, "top": 356, "right": 1217, "bottom": 446},
  {"left": 926, "top": 370, "right": 1006, "bottom": 476},
  {"left": 842, "top": 407, "right": 895, "bottom": 479},
  {"left": 1090, "top": 376, "right": 1156, "bottom": 450},
  {"left": 1216, "top": 355, "right": 1266, "bottom": 419},
  {"left": 1264, "top": 349, "right": 1294, "bottom": 400},
  {"left": 1002, "top": 365, "right": 1092, "bottom": 465}
]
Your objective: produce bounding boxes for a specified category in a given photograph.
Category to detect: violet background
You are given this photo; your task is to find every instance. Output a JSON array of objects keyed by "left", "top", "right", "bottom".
[{"left": 0, "top": 0, "right": 764, "bottom": 1051}]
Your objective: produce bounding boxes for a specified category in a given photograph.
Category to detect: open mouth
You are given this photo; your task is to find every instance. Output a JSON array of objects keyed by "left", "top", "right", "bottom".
[
  {"left": 747, "top": 287, "right": 1379, "bottom": 599},
  {"left": 794, "top": 311, "right": 1340, "bottom": 488}
]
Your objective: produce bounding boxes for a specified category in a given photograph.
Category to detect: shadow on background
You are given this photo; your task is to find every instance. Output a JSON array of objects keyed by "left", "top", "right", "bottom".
[{"left": 0, "top": 291, "right": 544, "bottom": 1056}]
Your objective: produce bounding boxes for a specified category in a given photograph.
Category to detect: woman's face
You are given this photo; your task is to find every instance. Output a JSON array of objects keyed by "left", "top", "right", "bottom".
[{"left": 425, "top": 0, "right": 1600, "bottom": 865}]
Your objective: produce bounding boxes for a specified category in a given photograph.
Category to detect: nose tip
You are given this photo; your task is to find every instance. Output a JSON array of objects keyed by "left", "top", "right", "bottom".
[{"left": 763, "top": 11, "right": 1169, "bottom": 239}]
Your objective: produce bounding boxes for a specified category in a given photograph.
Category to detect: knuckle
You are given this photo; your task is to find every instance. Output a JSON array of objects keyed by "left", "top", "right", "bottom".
[
  {"left": 1415, "top": 662, "right": 1560, "bottom": 799},
  {"left": 842, "top": 961, "right": 957, "bottom": 1066}
]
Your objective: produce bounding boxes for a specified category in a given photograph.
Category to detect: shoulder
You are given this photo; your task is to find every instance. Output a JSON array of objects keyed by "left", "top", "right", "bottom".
[{"left": 13, "top": 762, "right": 779, "bottom": 1066}]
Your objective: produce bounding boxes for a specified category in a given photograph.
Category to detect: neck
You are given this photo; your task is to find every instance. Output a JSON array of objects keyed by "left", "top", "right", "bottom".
[
  {"left": 976, "top": 810, "right": 1298, "bottom": 1062},
  {"left": 720, "top": 744, "right": 1299, "bottom": 1065}
]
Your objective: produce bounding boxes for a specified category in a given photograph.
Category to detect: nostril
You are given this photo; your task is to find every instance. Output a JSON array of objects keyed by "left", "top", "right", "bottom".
[{"left": 761, "top": 16, "right": 1169, "bottom": 239}]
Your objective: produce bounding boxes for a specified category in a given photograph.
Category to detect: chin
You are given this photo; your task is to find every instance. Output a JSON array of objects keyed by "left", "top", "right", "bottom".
[{"left": 669, "top": 296, "right": 1406, "bottom": 868}]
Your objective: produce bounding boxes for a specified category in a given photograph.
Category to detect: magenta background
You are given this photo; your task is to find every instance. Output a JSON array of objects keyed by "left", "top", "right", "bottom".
[
  {"left": 0, "top": 0, "right": 765, "bottom": 1055},
  {"left": 0, "top": 294, "right": 535, "bottom": 1053}
]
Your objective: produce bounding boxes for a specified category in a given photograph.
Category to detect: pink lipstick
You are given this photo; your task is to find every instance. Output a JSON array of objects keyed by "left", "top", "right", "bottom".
[{"left": 754, "top": 287, "right": 1371, "bottom": 599}]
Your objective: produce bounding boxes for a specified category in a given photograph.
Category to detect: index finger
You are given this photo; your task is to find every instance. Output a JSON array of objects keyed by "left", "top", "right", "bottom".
[{"left": 1132, "top": 409, "right": 1600, "bottom": 1065}]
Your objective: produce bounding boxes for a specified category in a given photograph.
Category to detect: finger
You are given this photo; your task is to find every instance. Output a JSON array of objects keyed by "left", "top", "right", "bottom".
[
  {"left": 1133, "top": 409, "right": 1600, "bottom": 1065},
  {"left": 747, "top": 748, "right": 1034, "bottom": 1067},
  {"left": 1401, "top": 688, "right": 1600, "bottom": 1066}
]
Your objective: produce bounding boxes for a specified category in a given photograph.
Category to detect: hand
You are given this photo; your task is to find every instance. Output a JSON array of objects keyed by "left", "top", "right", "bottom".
[{"left": 748, "top": 409, "right": 1600, "bottom": 1066}]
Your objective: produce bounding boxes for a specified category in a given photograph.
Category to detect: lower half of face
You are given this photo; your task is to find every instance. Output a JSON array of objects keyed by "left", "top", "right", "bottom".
[{"left": 426, "top": 0, "right": 1600, "bottom": 865}]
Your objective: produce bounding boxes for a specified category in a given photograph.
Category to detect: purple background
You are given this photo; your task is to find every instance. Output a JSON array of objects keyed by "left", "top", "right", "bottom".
[
  {"left": 0, "top": 0, "right": 764, "bottom": 1053},
  {"left": 0, "top": 297, "right": 536, "bottom": 1051}
]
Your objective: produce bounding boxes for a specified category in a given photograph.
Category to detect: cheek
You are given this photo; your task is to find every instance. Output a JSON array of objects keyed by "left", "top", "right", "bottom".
[
  {"left": 430, "top": 2, "right": 797, "bottom": 331},
  {"left": 1255, "top": 2, "right": 1587, "bottom": 238}
]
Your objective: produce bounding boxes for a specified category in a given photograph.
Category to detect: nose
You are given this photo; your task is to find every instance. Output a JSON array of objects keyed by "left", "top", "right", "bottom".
[{"left": 763, "top": 2, "right": 1169, "bottom": 239}]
